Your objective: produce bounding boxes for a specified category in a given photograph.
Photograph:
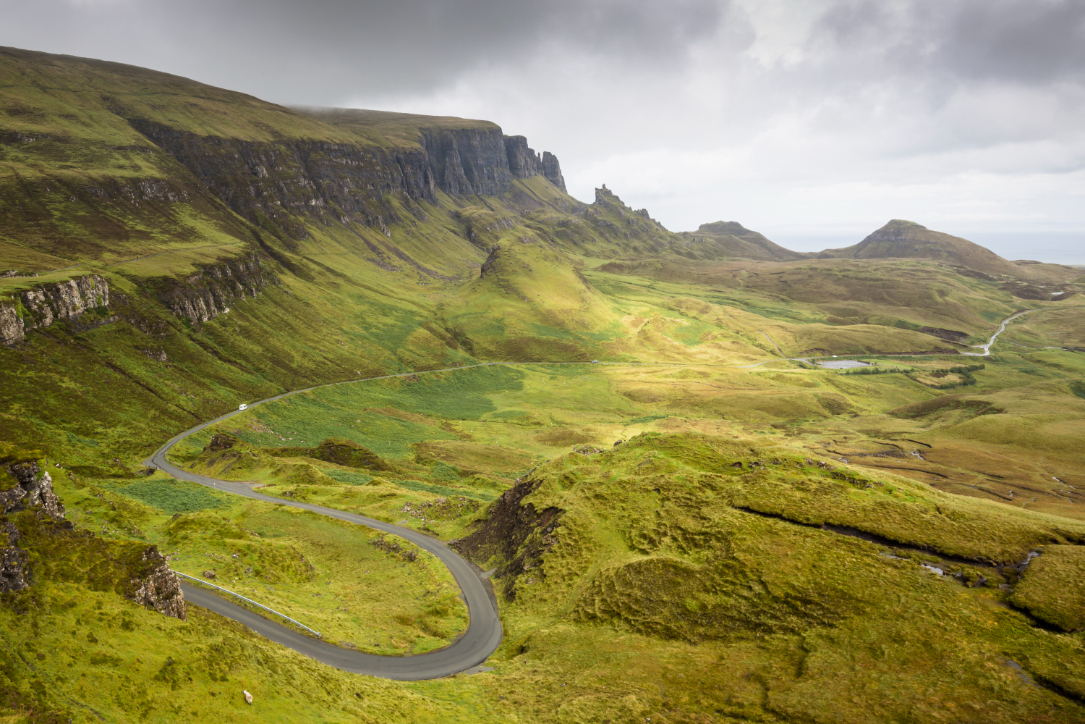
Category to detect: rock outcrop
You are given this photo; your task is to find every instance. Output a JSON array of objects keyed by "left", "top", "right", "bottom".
[
  {"left": 0, "top": 275, "right": 110, "bottom": 345},
  {"left": 503, "top": 135, "right": 567, "bottom": 193},
  {"left": 421, "top": 127, "right": 512, "bottom": 196},
  {"left": 156, "top": 253, "right": 275, "bottom": 324},
  {"left": 539, "top": 151, "right": 566, "bottom": 192},
  {"left": 1, "top": 461, "right": 65, "bottom": 520},
  {"left": 127, "top": 547, "right": 187, "bottom": 621},
  {"left": 130, "top": 119, "right": 436, "bottom": 239},
  {"left": 0, "top": 305, "right": 21, "bottom": 346},
  {"left": 0, "top": 521, "right": 29, "bottom": 593},
  {"left": 127, "top": 116, "right": 566, "bottom": 240},
  {"left": 0, "top": 462, "right": 185, "bottom": 618},
  {"left": 451, "top": 475, "right": 564, "bottom": 601},
  {"left": 0, "top": 461, "right": 64, "bottom": 594}
]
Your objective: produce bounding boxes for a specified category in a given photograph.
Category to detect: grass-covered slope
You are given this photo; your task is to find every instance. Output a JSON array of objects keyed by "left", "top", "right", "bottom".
[
  {"left": 3, "top": 46, "right": 1085, "bottom": 724},
  {"left": 6, "top": 352, "right": 1085, "bottom": 720},
  {"left": 454, "top": 431, "right": 1085, "bottom": 722},
  {"left": 595, "top": 254, "right": 1060, "bottom": 343},
  {"left": 444, "top": 242, "right": 621, "bottom": 360}
]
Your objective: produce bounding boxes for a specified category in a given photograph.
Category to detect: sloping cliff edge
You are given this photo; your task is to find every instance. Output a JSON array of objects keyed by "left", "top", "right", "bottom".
[
  {"left": 130, "top": 117, "right": 567, "bottom": 241},
  {"left": 0, "top": 275, "right": 111, "bottom": 345}
]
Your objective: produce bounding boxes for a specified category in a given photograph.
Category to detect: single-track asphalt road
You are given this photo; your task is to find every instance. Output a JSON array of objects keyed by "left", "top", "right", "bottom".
[
  {"left": 960, "top": 310, "right": 1037, "bottom": 356},
  {"left": 145, "top": 364, "right": 514, "bottom": 680},
  {"left": 148, "top": 455, "right": 503, "bottom": 679}
]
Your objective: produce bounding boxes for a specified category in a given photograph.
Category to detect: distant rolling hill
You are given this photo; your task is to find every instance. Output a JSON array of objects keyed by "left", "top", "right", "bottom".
[
  {"left": 814, "top": 219, "right": 1064, "bottom": 279},
  {"left": 674, "top": 221, "right": 806, "bottom": 261}
]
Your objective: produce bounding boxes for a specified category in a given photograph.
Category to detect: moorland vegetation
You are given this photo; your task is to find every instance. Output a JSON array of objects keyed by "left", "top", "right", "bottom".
[{"left": 1, "top": 46, "right": 1085, "bottom": 722}]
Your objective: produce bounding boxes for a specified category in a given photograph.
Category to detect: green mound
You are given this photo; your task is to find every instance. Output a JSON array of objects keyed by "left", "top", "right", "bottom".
[{"left": 267, "top": 437, "right": 392, "bottom": 471}]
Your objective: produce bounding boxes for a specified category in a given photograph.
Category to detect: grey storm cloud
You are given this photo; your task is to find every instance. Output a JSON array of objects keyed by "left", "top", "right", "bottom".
[
  {"left": 815, "top": 0, "right": 1085, "bottom": 86},
  {"left": 1, "top": 0, "right": 725, "bottom": 102}
]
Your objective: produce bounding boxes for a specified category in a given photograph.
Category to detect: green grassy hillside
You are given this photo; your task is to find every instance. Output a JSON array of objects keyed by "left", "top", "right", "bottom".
[
  {"left": 3, "top": 47, "right": 1085, "bottom": 723},
  {"left": 116, "top": 361, "right": 1085, "bottom": 721}
]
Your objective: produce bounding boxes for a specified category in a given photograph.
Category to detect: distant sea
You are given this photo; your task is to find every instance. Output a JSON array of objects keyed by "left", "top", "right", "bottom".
[{"left": 774, "top": 232, "right": 1085, "bottom": 266}]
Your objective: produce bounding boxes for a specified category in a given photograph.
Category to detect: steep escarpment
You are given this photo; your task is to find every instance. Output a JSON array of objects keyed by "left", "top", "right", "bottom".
[
  {"left": 152, "top": 253, "right": 276, "bottom": 325},
  {"left": 129, "top": 119, "right": 437, "bottom": 240},
  {"left": 128, "top": 119, "right": 569, "bottom": 241},
  {"left": 0, "top": 275, "right": 111, "bottom": 345},
  {"left": 504, "top": 135, "right": 566, "bottom": 192},
  {"left": 299, "top": 107, "right": 568, "bottom": 196},
  {"left": 420, "top": 127, "right": 511, "bottom": 196}
]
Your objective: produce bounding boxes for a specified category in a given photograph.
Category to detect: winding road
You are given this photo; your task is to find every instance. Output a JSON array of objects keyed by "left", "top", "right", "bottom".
[
  {"left": 145, "top": 365, "right": 510, "bottom": 680},
  {"left": 144, "top": 309, "right": 1043, "bottom": 678},
  {"left": 960, "top": 310, "right": 1037, "bottom": 356}
]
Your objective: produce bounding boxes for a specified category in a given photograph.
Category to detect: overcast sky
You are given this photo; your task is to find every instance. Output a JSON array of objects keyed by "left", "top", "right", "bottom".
[{"left": 3, "top": 0, "right": 1084, "bottom": 261}]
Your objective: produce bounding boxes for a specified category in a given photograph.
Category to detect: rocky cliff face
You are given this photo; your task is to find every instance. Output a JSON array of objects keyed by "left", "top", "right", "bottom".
[
  {"left": 421, "top": 127, "right": 512, "bottom": 196},
  {"left": 0, "top": 275, "right": 111, "bottom": 345},
  {"left": 0, "top": 521, "right": 29, "bottom": 593},
  {"left": 130, "top": 119, "right": 436, "bottom": 240},
  {"left": 504, "top": 135, "right": 567, "bottom": 192},
  {"left": 1, "top": 461, "right": 66, "bottom": 520},
  {"left": 127, "top": 547, "right": 187, "bottom": 621},
  {"left": 156, "top": 253, "right": 275, "bottom": 325},
  {"left": 128, "top": 118, "right": 566, "bottom": 240},
  {"left": 504, "top": 135, "right": 538, "bottom": 180},
  {"left": 540, "top": 151, "right": 566, "bottom": 192}
]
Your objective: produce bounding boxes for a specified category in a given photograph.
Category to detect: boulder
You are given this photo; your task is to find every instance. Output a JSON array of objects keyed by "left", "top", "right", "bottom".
[
  {"left": 1, "top": 461, "right": 65, "bottom": 520},
  {"left": 206, "top": 434, "right": 238, "bottom": 452},
  {"left": 0, "top": 522, "right": 29, "bottom": 593},
  {"left": 128, "top": 547, "right": 187, "bottom": 621}
]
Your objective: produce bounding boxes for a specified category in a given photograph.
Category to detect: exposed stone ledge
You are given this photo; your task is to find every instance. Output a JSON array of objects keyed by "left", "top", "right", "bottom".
[
  {"left": 157, "top": 253, "right": 276, "bottom": 325},
  {"left": 0, "top": 521, "right": 29, "bottom": 593},
  {"left": 1, "top": 461, "right": 66, "bottom": 520},
  {"left": 128, "top": 547, "right": 187, "bottom": 621},
  {"left": 0, "top": 274, "right": 110, "bottom": 345}
]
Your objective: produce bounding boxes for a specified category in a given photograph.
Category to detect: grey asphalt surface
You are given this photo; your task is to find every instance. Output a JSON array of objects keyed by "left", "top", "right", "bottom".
[
  {"left": 151, "top": 461, "right": 503, "bottom": 680},
  {"left": 144, "top": 365, "right": 510, "bottom": 679},
  {"left": 960, "top": 309, "right": 1037, "bottom": 356}
]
